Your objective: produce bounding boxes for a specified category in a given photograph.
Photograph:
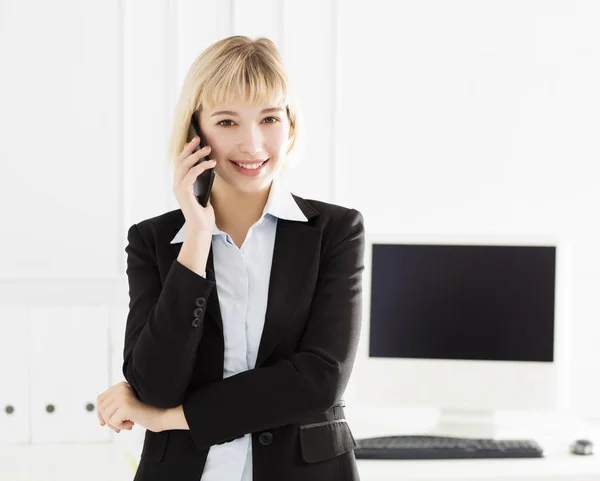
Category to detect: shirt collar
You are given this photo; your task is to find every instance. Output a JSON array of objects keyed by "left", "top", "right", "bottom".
[{"left": 170, "top": 177, "right": 308, "bottom": 244}]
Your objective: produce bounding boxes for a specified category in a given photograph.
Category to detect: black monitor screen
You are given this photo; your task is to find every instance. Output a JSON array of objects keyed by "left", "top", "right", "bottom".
[{"left": 369, "top": 244, "right": 555, "bottom": 362}]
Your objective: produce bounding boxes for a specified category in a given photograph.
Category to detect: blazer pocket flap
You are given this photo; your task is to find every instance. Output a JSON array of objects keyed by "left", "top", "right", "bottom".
[{"left": 299, "top": 420, "right": 356, "bottom": 464}]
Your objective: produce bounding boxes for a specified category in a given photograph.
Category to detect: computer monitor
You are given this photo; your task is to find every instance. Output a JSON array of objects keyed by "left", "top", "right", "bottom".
[{"left": 352, "top": 233, "right": 572, "bottom": 438}]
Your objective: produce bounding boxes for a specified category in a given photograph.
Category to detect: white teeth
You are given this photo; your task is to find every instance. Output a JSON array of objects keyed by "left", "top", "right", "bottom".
[{"left": 234, "top": 161, "right": 265, "bottom": 170}]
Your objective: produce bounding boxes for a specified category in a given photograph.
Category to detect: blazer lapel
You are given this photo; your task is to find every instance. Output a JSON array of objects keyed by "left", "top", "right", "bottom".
[
  {"left": 256, "top": 217, "right": 321, "bottom": 367},
  {"left": 167, "top": 195, "right": 320, "bottom": 366}
]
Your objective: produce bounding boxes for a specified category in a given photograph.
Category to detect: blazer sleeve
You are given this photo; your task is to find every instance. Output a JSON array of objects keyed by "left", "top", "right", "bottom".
[
  {"left": 182, "top": 208, "right": 365, "bottom": 451},
  {"left": 122, "top": 223, "right": 216, "bottom": 408}
]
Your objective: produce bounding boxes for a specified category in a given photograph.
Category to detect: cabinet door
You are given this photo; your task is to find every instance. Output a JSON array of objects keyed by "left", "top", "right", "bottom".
[{"left": 0, "top": 307, "right": 30, "bottom": 443}]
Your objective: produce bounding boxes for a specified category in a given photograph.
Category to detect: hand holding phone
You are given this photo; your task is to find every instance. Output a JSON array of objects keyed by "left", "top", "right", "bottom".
[
  {"left": 172, "top": 116, "right": 217, "bottom": 235},
  {"left": 190, "top": 113, "right": 215, "bottom": 207}
]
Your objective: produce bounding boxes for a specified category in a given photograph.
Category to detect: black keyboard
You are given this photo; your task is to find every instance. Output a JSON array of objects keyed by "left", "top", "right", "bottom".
[{"left": 354, "top": 435, "right": 544, "bottom": 459}]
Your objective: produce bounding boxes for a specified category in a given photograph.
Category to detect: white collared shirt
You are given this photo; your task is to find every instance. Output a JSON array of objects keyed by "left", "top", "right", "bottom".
[{"left": 170, "top": 177, "right": 308, "bottom": 481}]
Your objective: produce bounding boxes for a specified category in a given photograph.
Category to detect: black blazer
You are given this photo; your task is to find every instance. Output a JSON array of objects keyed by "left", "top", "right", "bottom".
[{"left": 122, "top": 193, "right": 365, "bottom": 481}]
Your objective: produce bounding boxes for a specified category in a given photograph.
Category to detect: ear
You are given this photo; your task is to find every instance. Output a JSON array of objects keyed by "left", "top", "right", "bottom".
[{"left": 285, "top": 105, "right": 294, "bottom": 138}]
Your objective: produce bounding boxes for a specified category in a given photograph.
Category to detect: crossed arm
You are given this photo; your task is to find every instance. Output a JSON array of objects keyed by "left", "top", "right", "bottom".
[{"left": 97, "top": 209, "right": 365, "bottom": 451}]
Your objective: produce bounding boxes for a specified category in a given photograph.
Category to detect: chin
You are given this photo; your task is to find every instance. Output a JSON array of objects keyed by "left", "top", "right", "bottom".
[
  {"left": 238, "top": 178, "right": 274, "bottom": 194},
  {"left": 217, "top": 173, "right": 272, "bottom": 194}
]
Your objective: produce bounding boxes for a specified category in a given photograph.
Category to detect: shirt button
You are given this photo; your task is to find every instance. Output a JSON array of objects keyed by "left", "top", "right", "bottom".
[
  {"left": 258, "top": 432, "right": 273, "bottom": 446},
  {"left": 192, "top": 318, "right": 202, "bottom": 328},
  {"left": 193, "top": 307, "right": 204, "bottom": 317},
  {"left": 195, "top": 297, "right": 206, "bottom": 308}
]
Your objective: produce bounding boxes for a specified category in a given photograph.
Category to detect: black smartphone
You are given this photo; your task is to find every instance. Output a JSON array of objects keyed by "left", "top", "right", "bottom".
[{"left": 190, "top": 113, "right": 215, "bottom": 207}]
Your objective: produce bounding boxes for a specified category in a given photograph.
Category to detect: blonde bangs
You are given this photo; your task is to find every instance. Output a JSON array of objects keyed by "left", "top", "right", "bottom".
[{"left": 197, "top": 52, "right": 289, "bottom": 111}]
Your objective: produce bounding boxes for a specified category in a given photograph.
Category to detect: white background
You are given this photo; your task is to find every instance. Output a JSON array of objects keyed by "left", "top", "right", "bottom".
[{"left": 1, "top": 0, "right": 599, "bottom": 478}]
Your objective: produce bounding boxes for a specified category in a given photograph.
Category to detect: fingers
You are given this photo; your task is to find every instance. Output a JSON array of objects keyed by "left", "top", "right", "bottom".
[
  {"left": 177, "top": 136, "right": 201, "bottom": 162},
  {"left": 176, "top": 136, "right": 205, "bottom": 164},
  {"left": 103, "top": 415, "right": 121, "bottom": 433},
  {"left": 98, "top": 396, "right": 121, "bottom": 433},
  {"left": 174, "top": 145, "right": 212, "bottom": 186},
  {"left": 121, "top": 420, "right": 135, "bottom": 430},
  {"left": 96, "top": 392, "right": 108, "bottom": 426},
  {"left": 181, "top": 159, "right": 217, "bottom": 190},
  {"left": 96, "top": 405, "right": 105, "bottom": 426},
  {"left": 107, "top": 406, "right": 124, "bottom": 433},
  {"left": 97, "top": 385, "right": 133, "bottom": 434},
  {"left": 108, "top": 408, "right": 131, "bottom": 432},
  {"left": 102, "top": 399, "right": 120, "bottom": 425},
  {"left": 108, "top": 424, "right": 121, "bottom": 433},
  {"left": 96, "top": 396, "right": 104, "bottom": 425}
]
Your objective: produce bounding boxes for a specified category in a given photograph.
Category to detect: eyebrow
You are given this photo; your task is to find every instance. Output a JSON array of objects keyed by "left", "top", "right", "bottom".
[{"left": 210, "top": 107, "right": 284, "bottom": 117}]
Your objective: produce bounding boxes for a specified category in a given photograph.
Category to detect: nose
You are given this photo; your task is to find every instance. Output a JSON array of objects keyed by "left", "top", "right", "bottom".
[{"left": 239, "top": 125, "right": 263, "bottom": 157}]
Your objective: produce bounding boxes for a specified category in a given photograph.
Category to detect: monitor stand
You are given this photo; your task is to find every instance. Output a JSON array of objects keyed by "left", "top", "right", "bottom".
[{"left": 428, "top": 408, "right": 498, "bottom": 439}]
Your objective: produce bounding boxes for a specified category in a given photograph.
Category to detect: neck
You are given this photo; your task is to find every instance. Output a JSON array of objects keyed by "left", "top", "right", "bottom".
[{"left": 210, "top": 177, "right": 272, "bottom": 232}]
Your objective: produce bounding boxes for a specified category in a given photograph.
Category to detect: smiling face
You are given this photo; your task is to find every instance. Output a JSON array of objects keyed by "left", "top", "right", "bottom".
[{"left": 198, "top": 99, "right": 292, "bottom": 194}]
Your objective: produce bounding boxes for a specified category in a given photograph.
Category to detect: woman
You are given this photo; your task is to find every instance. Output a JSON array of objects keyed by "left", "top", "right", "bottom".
[{"left": 97, "top": 35, "right": 365, "bottom": 481}]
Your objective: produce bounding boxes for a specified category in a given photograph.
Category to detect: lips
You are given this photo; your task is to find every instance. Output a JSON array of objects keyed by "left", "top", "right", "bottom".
[
  {"left": 230, "top": 159, "right": 268, "bottom": 164},
  {"left": 229, "top": 159, "right": 269, "bottom": 168},
  {"left": 229, "top": 158, "right": 270, "bottom": 176}
]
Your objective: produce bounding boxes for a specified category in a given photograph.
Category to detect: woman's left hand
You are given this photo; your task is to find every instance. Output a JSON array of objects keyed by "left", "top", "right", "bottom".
[{"left": 97, "top": 381, "right": 164, "bottom": 433}]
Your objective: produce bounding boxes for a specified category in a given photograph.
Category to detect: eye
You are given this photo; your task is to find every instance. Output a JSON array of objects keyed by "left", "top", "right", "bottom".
[
  {"left": 262, "top": 116, "right": 279, "bottom": 124},
  {"left": 217, "top": 119, "right": 234, "bottom": 127}
]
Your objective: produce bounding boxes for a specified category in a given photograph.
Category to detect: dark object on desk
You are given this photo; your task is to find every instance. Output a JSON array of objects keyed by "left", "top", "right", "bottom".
[
  {"left": 570, "top": 439, "right": 594, "bottom": 455},
  {"left": 354, "top": 435, "right": 544, "bottom": 460}
]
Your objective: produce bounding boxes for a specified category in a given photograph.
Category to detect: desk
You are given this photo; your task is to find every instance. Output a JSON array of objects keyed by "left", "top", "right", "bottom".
[
  {"left": 0, "top": 440, "right": 598, "bottom": 481},
  {"left": 0, "top": 411, "right": 598, "bottom": 481},
  {"left": 357, "top": 451, "right": 600, "bottom": 481},
  {"left": 0, "top": 442, "right": 598, "bottom": 481},
  {"left": 347, "top": 407, "right": 600, "bottom": 481}
]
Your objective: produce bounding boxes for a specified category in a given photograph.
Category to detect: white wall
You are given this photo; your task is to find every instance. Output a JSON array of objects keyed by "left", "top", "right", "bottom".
[
  {"left": 0, "top": 0, "right": 599, "bottom": 446},
  {"left": 336, "top": 0, "right": 600, "bottom": 419}
]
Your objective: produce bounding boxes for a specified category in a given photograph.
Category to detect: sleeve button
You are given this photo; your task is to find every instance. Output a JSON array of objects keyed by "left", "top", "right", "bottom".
[
  {"left": 193, "top": 307, "right": 204, "bottom": 317},
  {"left": 192, "top": 318, "right": 201, "bottom": 328},
  {"left": 195, "top": 297, "right": 206, "bottom": 307}
]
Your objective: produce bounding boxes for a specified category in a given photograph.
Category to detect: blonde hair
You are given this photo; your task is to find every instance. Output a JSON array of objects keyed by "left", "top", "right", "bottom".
[{"left": 167, "top": 36, "right": 304, "bottom": 172}]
